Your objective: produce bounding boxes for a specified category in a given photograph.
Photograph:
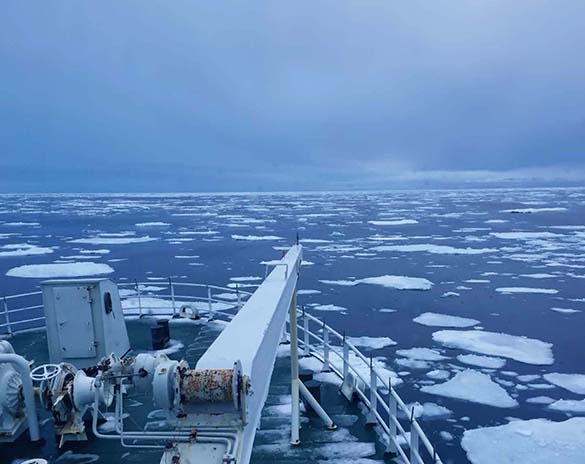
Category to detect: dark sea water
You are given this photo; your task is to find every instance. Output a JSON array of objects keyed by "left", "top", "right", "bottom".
[{"left": 1, "top": 188, "right": 584, "bottom": 463}]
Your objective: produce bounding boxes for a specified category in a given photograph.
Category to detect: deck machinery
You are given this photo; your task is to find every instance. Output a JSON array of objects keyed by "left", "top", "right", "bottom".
[
  {"left": 0, "top": 244, "right": 443, "bottom": 464},
  {"left": 0, "top": 245, "right": 309, "bottom": 464}
]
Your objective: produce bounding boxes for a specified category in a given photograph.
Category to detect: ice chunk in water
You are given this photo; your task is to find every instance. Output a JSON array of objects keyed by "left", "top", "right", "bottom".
[
  {"left": 414, "top": 312, "right": 479, "bottom": 328},
  {"left": 6, "top": 262, "right": 114, "bottom": 278},
  {"left": 433, "top": 330, "right": 554, "bottom": 365},
  {"left": 421, "top": 369, "right": 518, "bottom": 408},
  {"left": 462, "top": 418, "right": 585, "bottom": 464},
  {"left": 543, "top": 373, "right": 585, "bottom": 394}
]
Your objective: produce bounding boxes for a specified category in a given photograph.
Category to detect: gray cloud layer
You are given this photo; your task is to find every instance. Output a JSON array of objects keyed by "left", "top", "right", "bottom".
[{"left": 1, "top": 1, "right": 584, "bottom": 191}]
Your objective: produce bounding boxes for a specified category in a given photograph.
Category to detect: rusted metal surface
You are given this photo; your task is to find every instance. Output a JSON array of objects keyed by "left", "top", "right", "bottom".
[{"left": 179, "top": 368, "right": 235, "bottom": 404}]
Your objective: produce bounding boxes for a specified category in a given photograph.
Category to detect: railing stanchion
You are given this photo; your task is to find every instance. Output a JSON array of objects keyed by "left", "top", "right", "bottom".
[
  {"left": 281, "top": 315, "right": 289, "bottom": 344},
  {"left": 236, "top": 284, "right": 242, "bottom": 310},
  {"left": 410, "top": 408, "right": 420, "bottom": 463},
  {"left": 134, "top": 279, "right": 143, "bottom": 318},
  {"left": 207, "top": 285, "right": 214, "bottom": 319},
  {"left": 3, "top": 297, "right": 12, "bottom": 337},
  {"left": 289, "top": 289, "right": 301, "bottom": 445},
  {"left": 322, "top": 320, "right": 330, "bottom": 372},
  {"left": 169, "top": 277, "right": 176, "bottom": 317},
  {"left": 342, "top": 332, "right": 348, "bottom": 380},
  {"left": 366, "top": 356, "right": 377, "bottom": 424},
  {"left": 303, "top": 307, "right": 310, "bottom": 356},
  {"left": 386, "top": 378, "right": 397, "bottom": 454}
]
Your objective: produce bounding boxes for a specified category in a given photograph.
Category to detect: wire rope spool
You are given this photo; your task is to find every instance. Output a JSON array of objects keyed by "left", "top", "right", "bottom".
[{"left": 177, "top": 360, "right": 249, "bottom": 420}]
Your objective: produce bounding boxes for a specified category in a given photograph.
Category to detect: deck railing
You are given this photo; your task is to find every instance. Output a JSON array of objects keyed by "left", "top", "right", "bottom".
[
  {"left": 1, "top": 291, "right": 44, "bottom": 336},
  {"left": 295, "top": 309, "right": 443, "bottom": 464},
  {"left": 0, "top": 280, "right": 253, "bottom": 336},
  {"left": 116, "top": 279, "right": 253, "bottom": 319},
  {"left": 0, "top": 284, "right": 442, "bottom": 463}
]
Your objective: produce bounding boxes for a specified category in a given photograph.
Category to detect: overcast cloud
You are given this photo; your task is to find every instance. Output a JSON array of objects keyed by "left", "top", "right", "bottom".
[{"left": 1, "top": 1, "right": 584, "bottom": 192}]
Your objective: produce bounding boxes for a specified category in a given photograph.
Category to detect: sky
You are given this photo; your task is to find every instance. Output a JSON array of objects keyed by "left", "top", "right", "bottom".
[{"left": 1, "top": 1, "right": 584, "bottom": 192}]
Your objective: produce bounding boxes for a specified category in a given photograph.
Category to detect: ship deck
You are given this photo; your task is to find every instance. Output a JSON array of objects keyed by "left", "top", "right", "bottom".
[{"left": 4, "top": 318, "right": 393, "bottom": 464}]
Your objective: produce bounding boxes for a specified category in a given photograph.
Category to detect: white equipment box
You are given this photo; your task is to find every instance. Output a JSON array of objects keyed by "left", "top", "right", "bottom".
[{"left": 41, "top": 279, "right": 130, "bottom": 368}]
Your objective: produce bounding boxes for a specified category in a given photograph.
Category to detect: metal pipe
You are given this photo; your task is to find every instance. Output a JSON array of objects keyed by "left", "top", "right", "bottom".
[
  {"left": 91, "top": 381, "right": 192, "bottom": 444},
  {"left": 299, "top": 381, "right": 336, "bottom": 430},
  {"left": 0, "top": 353, "right": 40, "bottom": 441},
  {"left": 289, "top": 290, "right": 300, "bottom": 445}
]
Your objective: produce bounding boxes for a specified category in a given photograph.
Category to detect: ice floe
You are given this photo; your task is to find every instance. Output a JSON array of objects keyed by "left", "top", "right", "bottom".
[
  {"left": 312, "top": 304, "right": 347, "bottom": 312},
  {"left": 0, "top": 243, "right": 54, "bottom": 257},
  {"left": 367, "top": 219, "right": 418, "bottom": 226},
  {"left": 230, "top": 276, "right": 262, "bottom": 282},
  {"left": 421, "top": 369, "right": 518, "bottom": 408},
  {"left": 457, "top": 354, "right": 506, "bottom": 369},
  {"left": 231, "top": 235, "right": 284, "bottom": 241},
  {"left": 320, "top": 275, "right": 433, "bottom": 291},
  {"left": 432, "top": 330, "right": 554, "bottom": 365},
  {"left": 491, "top": 231, "right": 561, "bottom": 239},
  {"left": 526, "top": 395, "right": 555, "bottom": 404},
  {"left": 496, "top": 287, "right": 558, "bottom": 294},
  {"left": 413, "top": 312, "right": 479, "bottom": 328},
  {"left": 500, "top": 207, "right": 568, "bottom": 213},
  {"left": 401, "top": 402, "right": 453, "bottom": 420},
  {"left": 543, "top": 373, "right": 585, "bottom": 394},
  {"left": 396, "top": 347, "right": 448, "bottom": 361},
  {"left": 347, "top": 336, "right": 397, "bottom": 349},
  {"left": 519, "top": 273, "right": 557, "bottom": 279},
  {"left": 135, "top": 222, "right": 170, "bottom": 227},
  {"left": 69, "top": 235, "right": 158, "bottom": 245},
  {"left": 441, "top": 291, "right": 460, "bottom": 298},
  {"left": 550, "top": 307, "right": 581, "bottom": 314},
  {"left": 462, "top": 418, "right": 585, "bottom": 464},
  {"left": 2, "top": 222, "right": 41, "bottom": 226},
  {"left": 372, "top": 244, "right": 495, "bottom": 255},
  {"left": 6, "top": 262, "right": 114, "bottom": 278},
  {"left": 297, "top": 289, "right": 321, "bottom": 295},
  {"left": 426, "top": 369, "right": 451, "bottom": 380},
  {"left": 549, "top": 399, "right": 585, "bottom": 414}
]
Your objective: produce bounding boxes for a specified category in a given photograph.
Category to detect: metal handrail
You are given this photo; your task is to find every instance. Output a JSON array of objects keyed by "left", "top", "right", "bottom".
[
  {"left": 297, "top": 309, "right": 442, "bottom": 464},
  {"left": 117, "top": 281, "right": 255, "bottom": 296},
  {"left": 0, "top": 280, "right": 251, "bottom": 336}
]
